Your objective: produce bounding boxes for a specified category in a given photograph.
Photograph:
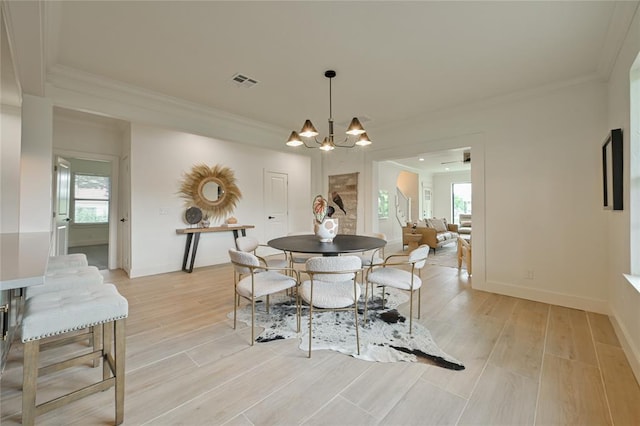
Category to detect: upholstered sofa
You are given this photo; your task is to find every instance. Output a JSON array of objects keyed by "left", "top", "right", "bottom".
[
  {"left": 458, "top": 213, "right": 472, "bottom": 235},
  {"left": 402, "top": 218, "right": 459, "bottom": 252}
]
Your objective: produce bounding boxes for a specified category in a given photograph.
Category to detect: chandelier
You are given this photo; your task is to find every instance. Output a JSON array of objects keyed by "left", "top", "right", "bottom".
[{"left": 286, "top": 70, "right": 372, "bottom": 151}]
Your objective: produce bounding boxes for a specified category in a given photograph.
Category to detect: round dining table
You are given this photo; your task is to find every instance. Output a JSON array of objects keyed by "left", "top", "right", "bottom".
[{"left": 267, "top": 234, "right": 386, "bottom": 256}]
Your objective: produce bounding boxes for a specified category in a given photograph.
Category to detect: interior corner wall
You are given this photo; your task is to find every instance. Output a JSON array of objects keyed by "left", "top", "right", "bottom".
[
  {"left": 128, "top": 123, "right": 311, "bottom": 278},
  {"left": 1, "top": 106, "right": 21, "bottom": 233},
  {"left": 20, "top": 95, "right": 53, "bottom": 233},
  {"left": 606, "top": 5, "right": 640, "bottom": 383}
]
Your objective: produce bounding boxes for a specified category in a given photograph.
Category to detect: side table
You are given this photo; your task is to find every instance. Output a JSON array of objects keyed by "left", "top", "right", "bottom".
[{"left": 404, "top": 233, "right": 422, "bottom": 251}]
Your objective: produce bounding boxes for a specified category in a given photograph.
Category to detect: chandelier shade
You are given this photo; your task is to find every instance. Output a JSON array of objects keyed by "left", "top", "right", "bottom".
[{"left": 286, "top": 70, "right": 372, "bottom": 150}]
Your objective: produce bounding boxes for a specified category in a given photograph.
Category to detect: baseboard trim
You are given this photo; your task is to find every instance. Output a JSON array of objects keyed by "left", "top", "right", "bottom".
[
  {"left": 477, "top": 279, "right": 610, "bottom": 314},
  {"left": 129, "top": 256, "right": 229, "bottom": 278},
  {"left": 610, "top": 311, "right": 640, "bottom": 386}
]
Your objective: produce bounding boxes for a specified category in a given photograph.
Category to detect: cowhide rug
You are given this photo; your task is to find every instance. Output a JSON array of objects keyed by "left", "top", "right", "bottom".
[{"left": 230, "top": 288, "right": 465, "bottom": 370}]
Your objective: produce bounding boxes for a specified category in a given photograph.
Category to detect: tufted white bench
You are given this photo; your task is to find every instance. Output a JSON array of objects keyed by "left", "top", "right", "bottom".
[
  {"left": 27, "top": 264, "right": 106, "bottom": 364},
  {"left": 45, "top": 253, "right": 90, "bottom": 272},
  {"left": 21, "top": 284, "right": 128, "bottom": 426},
  {"left": 29, "top": 265, "right": 104, "bottom": 299}
]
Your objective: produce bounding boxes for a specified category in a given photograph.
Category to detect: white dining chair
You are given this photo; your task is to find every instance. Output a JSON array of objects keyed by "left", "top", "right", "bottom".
[
  {"left": 366, "top": 244, "right": 429, "bottom": 334},
  {"left": 299, "top": 255, "right": 362, "bottom": 357},
  {"left": 356, "top": 232, "right": 386, "bottom": 267},
  {"left": 235, "top": 235, "right": 288, "bottom": 269},
  {"left": 228, "top": 249, "right": 299, "bottom": 345}
]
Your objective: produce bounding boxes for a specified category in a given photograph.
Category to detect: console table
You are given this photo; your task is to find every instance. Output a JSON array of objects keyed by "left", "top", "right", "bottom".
[{"left": 176, "top": 225, "right": 254, "bottom": 273}]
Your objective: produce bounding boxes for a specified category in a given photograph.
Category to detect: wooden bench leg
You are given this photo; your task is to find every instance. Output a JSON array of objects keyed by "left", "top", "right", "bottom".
[
  {"left": 22, "top": 340, "right": 39, "bottom": 426},
  {"left": 115, "top": 318, "right": 126, "bottom": 425},
  {"left": 93, "top": 325, "right": 103, "bottom": 368},
  {"left": 102, "top": 322, "right": 112, "bottom": 380}
]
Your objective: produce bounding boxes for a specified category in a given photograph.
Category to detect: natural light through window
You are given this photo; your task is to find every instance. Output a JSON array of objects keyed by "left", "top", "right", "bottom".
[
  {"left": 74, "top": 174, "right": 110, "bottom": 224},
  {"left": 452, "top": 182, "right": 472, "bottom": 223}
]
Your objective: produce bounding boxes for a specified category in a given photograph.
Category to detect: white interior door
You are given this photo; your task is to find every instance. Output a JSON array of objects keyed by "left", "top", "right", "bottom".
[
  {"left": 264, "top": 170, "right": 288, "bottom": 241},
  {"left": 119, "top": 156, "right": 131, "bottom": 274},
  {"left": 53, "top": 156, "right": 71, "bottom": 256}
]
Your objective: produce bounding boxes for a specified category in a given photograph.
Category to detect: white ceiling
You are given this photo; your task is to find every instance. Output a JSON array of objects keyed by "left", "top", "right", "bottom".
[{"left": 4, "top": 1, "right": 639, "bottom": 169}]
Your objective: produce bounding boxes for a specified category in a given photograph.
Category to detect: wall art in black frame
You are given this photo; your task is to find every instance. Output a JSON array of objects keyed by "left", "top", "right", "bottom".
[{"left": 602, "top": 128, "right": 623, "bottom": 210}]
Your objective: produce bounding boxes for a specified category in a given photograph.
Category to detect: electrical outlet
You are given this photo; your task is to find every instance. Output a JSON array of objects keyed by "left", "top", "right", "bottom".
[
  {"left": 524, "top": 270, "right": 534, "bottom": 279},
  {"left": 159, "top": 208, "right": 168, "bottom": 216}
]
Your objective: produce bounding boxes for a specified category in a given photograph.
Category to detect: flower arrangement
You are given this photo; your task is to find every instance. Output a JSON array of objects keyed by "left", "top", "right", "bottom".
[
  {"left": 312, "top": 195, "right": 338, "bottom": 242},
  {"left": 312, "top": 195, "right": 335, "bottom": 223}
]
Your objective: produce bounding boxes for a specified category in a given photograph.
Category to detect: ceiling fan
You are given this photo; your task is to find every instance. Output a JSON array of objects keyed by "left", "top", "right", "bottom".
[{"left": 441, "top": 151, "right": 471, "bottom": 165}]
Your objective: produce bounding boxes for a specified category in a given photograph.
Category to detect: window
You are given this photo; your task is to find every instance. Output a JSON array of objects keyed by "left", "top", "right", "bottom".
[
  {"left": 378, "top": 190, "right": 389, "bottom": 219},
  {"left": 73, "top": 174, "right": 110, "bottom": 224},
  {"left": 452, "top": 182, "right": 471, "bottom": 223}
]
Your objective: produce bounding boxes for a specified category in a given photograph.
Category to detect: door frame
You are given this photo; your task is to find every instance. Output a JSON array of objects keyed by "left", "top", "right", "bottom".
[{"left": 53, "top": 149, "right": 120, "bottom": 270}]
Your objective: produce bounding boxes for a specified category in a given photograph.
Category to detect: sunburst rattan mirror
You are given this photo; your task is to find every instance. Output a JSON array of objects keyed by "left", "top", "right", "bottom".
[{"left": 179, "top": 164, "right": 242, "bottom": 220}]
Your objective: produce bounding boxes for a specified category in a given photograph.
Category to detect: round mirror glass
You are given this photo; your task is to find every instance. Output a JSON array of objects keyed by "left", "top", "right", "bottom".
[{"left": 202, "top": 181, "right": 222, "bottom": 202}]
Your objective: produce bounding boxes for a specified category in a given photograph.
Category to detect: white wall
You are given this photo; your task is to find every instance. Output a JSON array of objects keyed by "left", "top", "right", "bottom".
[
  {"left": 20, "top": 95, "right": 53, "bottom": 233},
  {"left": 335, "top": 79, "right": 610, "bottom": 315},
  {"left": 129, "top": 123, "right": 311, "bottom": 277},
  {"left": 53, "top": 110, "right": 124, "bottom": 157},
  {"left": 1, "top": 106, "right": 21, "bottom": 233},
  {"left": 606, "top": 6, "right": 640, "bottom": 382}
]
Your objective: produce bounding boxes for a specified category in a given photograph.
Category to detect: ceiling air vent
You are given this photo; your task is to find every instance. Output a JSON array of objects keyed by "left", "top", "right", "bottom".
[{"left": 231, "top": 73, "right": 259, "bottom": 88}]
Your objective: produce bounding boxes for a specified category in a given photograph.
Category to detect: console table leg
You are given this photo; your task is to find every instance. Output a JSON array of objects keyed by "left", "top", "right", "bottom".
[
  {"left": 188, "top": 233, "right": 200, "bottom": 273},
  {"left": 182, "top": 234, "right": 193, "bottom": 272}
]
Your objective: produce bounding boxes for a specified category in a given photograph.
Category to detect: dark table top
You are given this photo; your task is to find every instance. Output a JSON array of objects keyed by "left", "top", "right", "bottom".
[{"left": 267, "top": 234, "right": 386, "bottom": 256}]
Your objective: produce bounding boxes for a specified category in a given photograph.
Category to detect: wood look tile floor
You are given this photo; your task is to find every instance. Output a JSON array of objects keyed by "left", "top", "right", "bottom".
[{"left": 1, "top": 263, "right": 639, "bottom": 425}]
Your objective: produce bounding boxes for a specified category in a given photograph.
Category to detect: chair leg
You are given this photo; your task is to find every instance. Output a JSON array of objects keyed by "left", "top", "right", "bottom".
[
  {"left": 363, "top": 281, "right": 369, "bottom": 325},
  {"left": 22, "top": 340, "right": 39, "bottom": 426},
  {"left": 381, "top": 286, "right": 386, "bottom": 309},
  {"left": 308, "top": 305, "right": 313, "bottom": 358},
  {"left": 409, "top": 290, "right": 414, "bottom": 334},
  {"left": 233, "top": 293, "right": 238, "bottom": 330},
  {"left": 296, "top": 288, "right": 301, "bottom": 333},
  {"left": 353, "top": 302, "right": 360, "bottom": 355},
  {"left": 250, "top": 298, "right": 255, "bottom": 346},
  {"left": 417, "top": 287, "right": 422, "bottom": 319}
]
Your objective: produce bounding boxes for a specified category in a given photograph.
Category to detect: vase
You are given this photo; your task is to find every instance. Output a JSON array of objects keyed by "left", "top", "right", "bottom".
[{"left": 314, "top": 218, "right": 338, "bottom": 242}]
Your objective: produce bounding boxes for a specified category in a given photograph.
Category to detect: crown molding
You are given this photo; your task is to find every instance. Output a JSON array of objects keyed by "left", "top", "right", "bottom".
[
  {"left": 2, "top": 0, "right": 45, "bottom": 96},
  {"left": 46, "top": 64, "right": 283, "bottom": 133},
  {"left": 596, "top": 1, "right": 640, "bottom": 81},
  {"left": 375, "top": 72, "right": 604, "bottom": 136},
  {"left": 44, "top": 64, "right": 292, "bottom": 152}
]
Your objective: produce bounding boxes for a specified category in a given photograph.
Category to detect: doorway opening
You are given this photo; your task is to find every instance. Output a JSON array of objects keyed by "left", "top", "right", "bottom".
[{"left": 54, "top": 153, "right": 119, "bottom": 270}]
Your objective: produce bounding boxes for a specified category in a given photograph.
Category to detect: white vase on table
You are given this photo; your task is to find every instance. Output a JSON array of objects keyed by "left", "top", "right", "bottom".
[{"left": 314, "top": 218, "right": 338, "bottom": 242}]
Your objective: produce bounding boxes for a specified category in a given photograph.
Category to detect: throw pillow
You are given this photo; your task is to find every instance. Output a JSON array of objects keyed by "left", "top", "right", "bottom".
[{"left": 429, "top": 218, "right": 447, "bottom": 232}]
